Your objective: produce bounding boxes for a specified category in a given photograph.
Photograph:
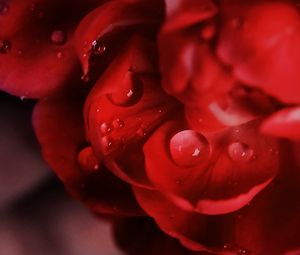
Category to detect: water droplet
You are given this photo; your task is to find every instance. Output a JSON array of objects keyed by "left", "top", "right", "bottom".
[
  {"left": 107, "top": 72, "right": 143, "bottom": 107},
  {"left": 99, "top": 122, "right": 112, "bottom": 135},
  {"left": 81, "top": 74, "right": 90, "bottom": 83},
  {"left": 56, "top": 51, "right": 63, "bottom": 59},
  {"left": 112, "top": 118, "right": 125, "bottom": 129},
  {"left": 96, "top": 108, "right": 100, "bottom": 113},
  {"left": 17, "top": 49, "right": 23, "bottom": 55},
  {"left": 77, "top": 147, "right": 100, "bottom": 173},
  {"left": 231, "top": 17, "right": 244, "bottom": 29},
  {"left": 0, "top": 2, "right": 9, "bottom": 15},
  {"left": 169, "top": 130, "right": 210, "bottom": 168},
  {"left": 238, "top": 248, "right": 248, "bottom": 254},
  {"left": 91, "top": 40, "right": 106, "bottom": 55},
  {"left": 136, "top": 127, "right": 147, "bottom": 137},
  {"left": 201, "top": 23, "right": 215, "bottom": 40},
  {"left": 227, "top": 142, "right": 254, "bottom": 162},
  {"left": 51, "top": 30, "right": 66, "bottom": 45},
  {"left": 0, "top": 39, "right": 10, "bottom": 54},
  {"left": 101, "top": 136, "right": 114, "bottom": 152},
  {"left": 20, "top": 96, "right": 27, "bottom": 101}
]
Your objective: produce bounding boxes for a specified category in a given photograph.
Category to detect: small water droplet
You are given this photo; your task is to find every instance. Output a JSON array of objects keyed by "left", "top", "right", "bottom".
[
  {"left": 170, "top": 130, "right": 210, "bottom": 167},
  {"left": 101, "top": 136, "right": 114, "bottom": 152},
  {"left": 0, "top": 1, "right": 9, "bottom": 15},
  {"left": 51, "top": 30, "right": 66, "bottom": 45},
  {"left": 0, "top": 39, "right": 10, "bottom": 54},
  {"left": 96, "top": 108, "right": 100, "bottom": 113},
  {"left": 112, "top": 118, "right": 125, "bottom": 129},
  {"left": 77, "top": 146, "right": 100, "bottom": 173},
  {"left": 17, "top": 49, "right": 23, "bottom": 55},
  {"left": 231, "top": 17, "right": 244, "bottom": 29},
  {"left": 56, "top": 51, "right": 63, "bottom": 59},
  {"left": 100, "top": 122, "right": 112, "bottom": 135},
  {"left": 81, "top": 74, "right": 90, "bottom": 83},
  {"left": 91, "top": 40, "right": 106, "bottom": 55},
  {"left": 20, "top": 96, "right": 27, "bottom": 101},
  {"left": 136, "top": 127, "right": 147, "bottom": 137},
  {"left": 227, "top": 142, "right": 254, "bottom": 162},
  {"left": 200, "top": 23, "right": 215, "bottom": 40}
]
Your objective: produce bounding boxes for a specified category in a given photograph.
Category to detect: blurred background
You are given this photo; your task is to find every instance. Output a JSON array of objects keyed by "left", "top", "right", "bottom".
[{"left": 0, "top": 92, "right": 123, "bottom": 255}]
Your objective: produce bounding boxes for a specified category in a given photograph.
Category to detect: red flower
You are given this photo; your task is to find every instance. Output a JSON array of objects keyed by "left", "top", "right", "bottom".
[{"left": 2, "top": 0, "right": 300, "bottom": 254}]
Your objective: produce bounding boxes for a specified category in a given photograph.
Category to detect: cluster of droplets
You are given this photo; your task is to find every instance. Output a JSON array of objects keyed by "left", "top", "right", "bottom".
[{"left": 98, "top": 117, "right": 125, "bottom": 153}]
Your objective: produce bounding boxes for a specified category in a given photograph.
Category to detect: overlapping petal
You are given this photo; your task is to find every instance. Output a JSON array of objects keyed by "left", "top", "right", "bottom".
[
  {"left": 84, "top": 36, "right": 178, "bottom": 188},
  {"left": 33, "top": 91, "right": 143, "bottom": 216},
  {"left": 217, "top": 0, "right": 300, "bottom": 104},
  {"left": 0, "top": 0, "right": 102, "bottom": 98},
  {"left": 143, "top": 118, "right": 280, "bottom": 215}
]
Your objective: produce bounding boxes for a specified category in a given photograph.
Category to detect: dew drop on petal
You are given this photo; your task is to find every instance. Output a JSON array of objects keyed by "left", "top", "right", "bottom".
[
  {"left": 231, "top": 17, "right": 244, "bottom": 29},
  {"left": 101, "top": 136, "right": 114, "bottom": 152},
  {"left": 99, "top": 122, "right": 112, "bottom": 135},
  {"left": 56, "top": 51, "right": 63, "bottom": 59},
  {"left": 51, "top": 30, "right": 66, "bottom": 45},
  {"left": 0, "top": 1, "right": 9, "bottom": 15},
  {"left": 227, "top": 142, "right": 254, "bottom": 162},
  {"left": 170, "top": 130, "right": 210, "bottom": 168},
  {"left": 78, "top": 146, "right": 100, "bottom": 173},
  {"left": 91, "top": 40, "right": 106, "bottom": 55},
  {"left": 107, "top": 72, "right": 143, "bottom": 106},
  {"left": 0, "top": 39, "right": 10, "bottom": 54},
  {"left": 81, "top": 74, "right": 90, "bottom": 83}
]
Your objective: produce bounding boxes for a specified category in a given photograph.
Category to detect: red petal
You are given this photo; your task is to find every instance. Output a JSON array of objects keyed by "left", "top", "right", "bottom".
[
  {"left": 143, "top": 118, "right": 280, "bottom": 214},
  {"left": 74, "top": 0, "right": 163, "bottom": 75},
  {"left": 0, "top": 0, "right": 99, "bottom": 98},
  {"left": 261, "top": 107, "right": 300, "bottom": 140},
  {"left": 134, "top": 188, "right": 235, "bottom": 253},
  {"left": 113, "top": 217, "right": 211, "bottom": 255},
  {"left": 217, "top": 0, "right": 300, "bottom": 104},
  {"left": 84, "top": 36, "right": 178, "bottom": 189},
  {"left": 235, "top": 148, "right": 300, "bottom": 254},
  {"left": 33, "top": 93, "right": 143, "bottom": 216}
]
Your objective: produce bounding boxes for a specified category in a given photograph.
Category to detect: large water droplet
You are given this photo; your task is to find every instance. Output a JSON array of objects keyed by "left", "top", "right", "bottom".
[
  {"left": 51, "top": 30, "right": 66, "bottom": 45},
  {"left": 0, "top": 39, "right": 10, "bottom": 54},
  {"left": 78, "top": 147, "right": 100, "bottom": 173},
  {"left": 169, "top": 130, "right": 210, "bottom": 168},
  {"left": 227, "top": 142, "right": 254, "bottom": 162},
  {"left": 91, "top": 40, "right": 106, "bottom": 55},
  {"left": 99, "top": 122, "right": 112, "bottom": 135},
  {"left": 0, "top": 1, "right": 9, "bottom": 15},
  {"left": 107, "top": 72, "right": 143, "bottom": 107}
]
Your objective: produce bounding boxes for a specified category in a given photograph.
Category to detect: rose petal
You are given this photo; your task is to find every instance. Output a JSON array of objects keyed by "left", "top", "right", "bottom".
[
  {"left": 113, "top": 217, "right": 211, "bottom": 255},
  {"left": 74, "top": 0, "right": 163, "bottom": 75},
  {"left": 235, "top": 147, "right": 300, "bottom": 254},
  {"left": 84, "top": 36, "right": 178, "bottom": 189},
  {"left": 33, "top": 93, "right": 143, "bottom": 216},
  {"left": 261, "top": 107, "right": 300, "bottom": 140},
  {"left": 133, "top": 188, "right": 235, "bottom": 253},
  {"left": 143, "top": 118, "right": 280, "bottom": 214},
  {"left": 217, "top": 0, "right": 300, "bottom": 104},
  {"left": 0, "top": 0, "right": 98, "bottom": 98}
]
